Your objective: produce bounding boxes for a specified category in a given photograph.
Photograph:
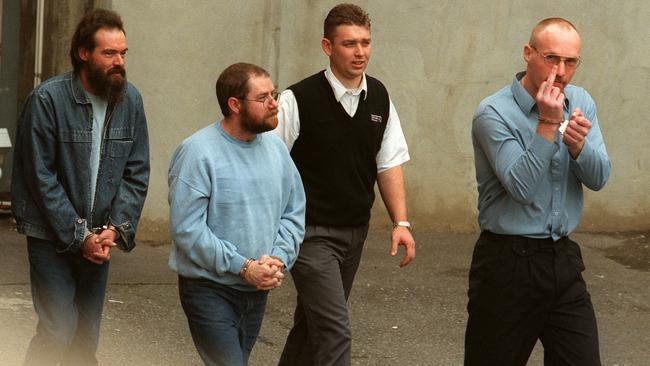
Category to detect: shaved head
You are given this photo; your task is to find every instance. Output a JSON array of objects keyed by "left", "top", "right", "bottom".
[
  {"left": 520, "top": 17, "right": 581, "bottom": 97},
  {"left": 529, "top": 18, "right": 578, "bottom": 46}
]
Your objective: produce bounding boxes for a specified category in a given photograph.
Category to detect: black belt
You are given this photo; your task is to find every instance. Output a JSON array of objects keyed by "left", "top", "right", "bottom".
[{"left": 480, "top": 230, "right": 567, "bottom": 247}]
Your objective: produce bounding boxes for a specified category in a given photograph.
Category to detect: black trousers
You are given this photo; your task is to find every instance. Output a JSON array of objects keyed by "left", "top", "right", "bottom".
[
  {"left": 464, "top": 231, "right": 601, "bottom": 366},
  {"left": 279, "top": 224, "right": 368, "bottom": 366}
]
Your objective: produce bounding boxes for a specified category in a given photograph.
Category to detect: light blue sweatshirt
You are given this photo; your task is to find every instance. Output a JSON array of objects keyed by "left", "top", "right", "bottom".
[{"left": 168, "top": 121, "right": 306, "bottom": 291}]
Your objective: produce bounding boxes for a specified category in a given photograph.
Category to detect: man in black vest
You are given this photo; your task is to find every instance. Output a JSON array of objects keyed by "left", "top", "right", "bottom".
[{"left": 274, "top": 4, "right": 415, "bottom": 366}]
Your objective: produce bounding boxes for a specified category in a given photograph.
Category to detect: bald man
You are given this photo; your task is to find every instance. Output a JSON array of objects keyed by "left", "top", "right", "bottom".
[{"left": 466, "top": 18, "right": 610, "bottom": 366}]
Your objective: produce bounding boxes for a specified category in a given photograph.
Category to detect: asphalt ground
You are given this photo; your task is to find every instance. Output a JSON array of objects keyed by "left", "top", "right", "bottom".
[{"left": 0, "top": 215, "right": 648, "bottom": 365}]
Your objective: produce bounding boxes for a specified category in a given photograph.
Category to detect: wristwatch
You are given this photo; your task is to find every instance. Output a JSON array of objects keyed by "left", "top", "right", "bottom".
[{"left": 392, "top": 221, "right": 411, "bottom": 230}]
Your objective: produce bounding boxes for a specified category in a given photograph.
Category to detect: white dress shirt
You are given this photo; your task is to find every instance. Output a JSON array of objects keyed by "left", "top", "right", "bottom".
[{"left": 275, "top": 66, "right": 410, "bottom": 173}]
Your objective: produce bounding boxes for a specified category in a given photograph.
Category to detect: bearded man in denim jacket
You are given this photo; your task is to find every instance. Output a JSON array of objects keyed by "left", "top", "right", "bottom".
[{"left": 11, "top": 9, "right": 149, "bottom": 365}]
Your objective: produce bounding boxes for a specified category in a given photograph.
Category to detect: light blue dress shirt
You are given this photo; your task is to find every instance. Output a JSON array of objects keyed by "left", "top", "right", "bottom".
[{"left": 472, "top": 72, "right": 611, "bottom": 241}]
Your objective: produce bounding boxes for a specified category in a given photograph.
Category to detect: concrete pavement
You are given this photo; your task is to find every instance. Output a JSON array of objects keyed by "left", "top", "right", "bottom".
[{"left": 0, "top": 215, "right": 648, "bottom": 365}]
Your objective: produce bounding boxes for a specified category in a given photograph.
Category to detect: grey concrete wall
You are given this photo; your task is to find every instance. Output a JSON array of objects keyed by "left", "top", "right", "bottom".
[
  {"left": 110, "top": 0, "right": 650, "bottom": 239},
  {"left": 1, "top": 0, "right": 105, "bottom": 192},
  {"left": 0, "top": 0, "right": 19, "bottom": 193}
]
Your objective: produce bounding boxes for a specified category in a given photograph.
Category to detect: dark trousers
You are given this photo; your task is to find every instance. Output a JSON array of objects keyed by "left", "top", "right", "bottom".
[
  {"left": 464, "top": 231, "right": 601, "bottom": 366},
  {"left": 279, "top": 224, "right": 369, "bottom": 366},
  {"left": 24, "top": 236, "right": 110, "bottom": 366},
  {"left": 178, "top": 276, "right": 268, "bottom": 366}
]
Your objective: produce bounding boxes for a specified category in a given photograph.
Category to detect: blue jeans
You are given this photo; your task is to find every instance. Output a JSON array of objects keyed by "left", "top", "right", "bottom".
[
  {"left": 24, "top": 236, "right": 109, "bottom": 366},
  {"left": 178, "top": 276, "right": 268, "bottom": 366}
]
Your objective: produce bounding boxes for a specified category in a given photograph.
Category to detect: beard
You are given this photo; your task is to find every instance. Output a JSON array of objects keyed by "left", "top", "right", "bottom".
[
  {"left": 239, "top": 104, "right": 278, "bottom": 135},
  {"left": 85, "top": 61, "right": 127, "bottom": 104}
]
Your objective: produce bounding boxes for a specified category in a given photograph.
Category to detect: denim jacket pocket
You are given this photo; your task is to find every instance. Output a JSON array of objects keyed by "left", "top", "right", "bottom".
[
  {"left": 108, "top": 126, "right": 134, "bottom": 157},
  {"left": 106, "top": 127, "right": 134, "bottom": 185},
  {"left": 110, "top": 140, "right": 133, "bottom": 157},
  {"left": 60, "top": 129, "right": 92, "bottom": 143}
]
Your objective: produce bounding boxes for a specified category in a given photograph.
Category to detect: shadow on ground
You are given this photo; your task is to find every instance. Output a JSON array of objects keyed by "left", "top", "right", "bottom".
[{"left": 601, "top": 231, "right": 650, "bottom": 271}]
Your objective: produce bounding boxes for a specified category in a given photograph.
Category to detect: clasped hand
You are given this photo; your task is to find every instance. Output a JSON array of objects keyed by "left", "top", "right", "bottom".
[
  {"left": 243, "top": 255, "right": 285, "bottom": 291},
  {"left": 82, "top": 228, "right": 117, "bottom": 265}
]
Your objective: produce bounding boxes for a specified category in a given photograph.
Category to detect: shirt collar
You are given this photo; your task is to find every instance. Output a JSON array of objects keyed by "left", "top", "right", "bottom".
[
  {"left": 71, "top": 72, "right": 91, "bottom": 105},
  {"left": 511, "top": 71, "right": 569, "bottom": 116},
  {"left": 324, "top": 65, "right": 368, "bottom": 102}
]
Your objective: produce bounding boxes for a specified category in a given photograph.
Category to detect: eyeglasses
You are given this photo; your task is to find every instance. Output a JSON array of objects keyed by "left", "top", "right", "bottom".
[
  {"left": 237, "top": 90, "right": 280, "bottom": 108},
  {"left": 530, "top": 45, "right": 581, "bottom": 68}
]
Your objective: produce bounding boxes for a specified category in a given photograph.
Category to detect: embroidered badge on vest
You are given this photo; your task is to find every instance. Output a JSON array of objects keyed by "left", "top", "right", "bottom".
[{"left": 370, "top": 114, "right": 382, "bottom": 123}]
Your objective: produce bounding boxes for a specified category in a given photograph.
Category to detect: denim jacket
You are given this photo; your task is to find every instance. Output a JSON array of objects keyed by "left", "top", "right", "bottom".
[{"left": 11, "top": 72, "right": 150, "bottom": 253}]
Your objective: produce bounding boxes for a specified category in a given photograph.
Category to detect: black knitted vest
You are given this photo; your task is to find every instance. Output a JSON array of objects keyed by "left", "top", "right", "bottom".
[{"left": 289, "top": 71, "right": 389, "bottom": 226}]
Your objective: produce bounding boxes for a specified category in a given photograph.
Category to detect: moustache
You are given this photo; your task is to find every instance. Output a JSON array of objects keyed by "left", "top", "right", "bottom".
[{"left": 109, "top": 66, "right": 126, "bottom": 77}]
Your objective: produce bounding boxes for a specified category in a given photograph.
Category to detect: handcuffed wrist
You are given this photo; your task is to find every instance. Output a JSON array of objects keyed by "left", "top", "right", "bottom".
[
  {"left": 239, "top": 258, "right": 255, "bottom": 279},
  {"left": 92, "top": 225, "right": 108, "bottom": 235},
  {"left": 538, "top": 117, "right": 563, "bottom": 125},
  {"left": 83, "top": 229, "right": 94, "bottom": 242},
  {"left": 106, "top": 225, "right": 119, "bottom": 238},
  {"left": 107, "top": 218, "right": 136, "bottom": 252}
]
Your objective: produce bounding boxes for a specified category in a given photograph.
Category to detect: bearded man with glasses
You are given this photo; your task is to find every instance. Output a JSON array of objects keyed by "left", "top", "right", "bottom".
[
  {"left": 168, "top": 62, "right": 305, "bottom": 366},
  {"left": 466, "top": 18, "right": 610, "bottom": 366}
]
